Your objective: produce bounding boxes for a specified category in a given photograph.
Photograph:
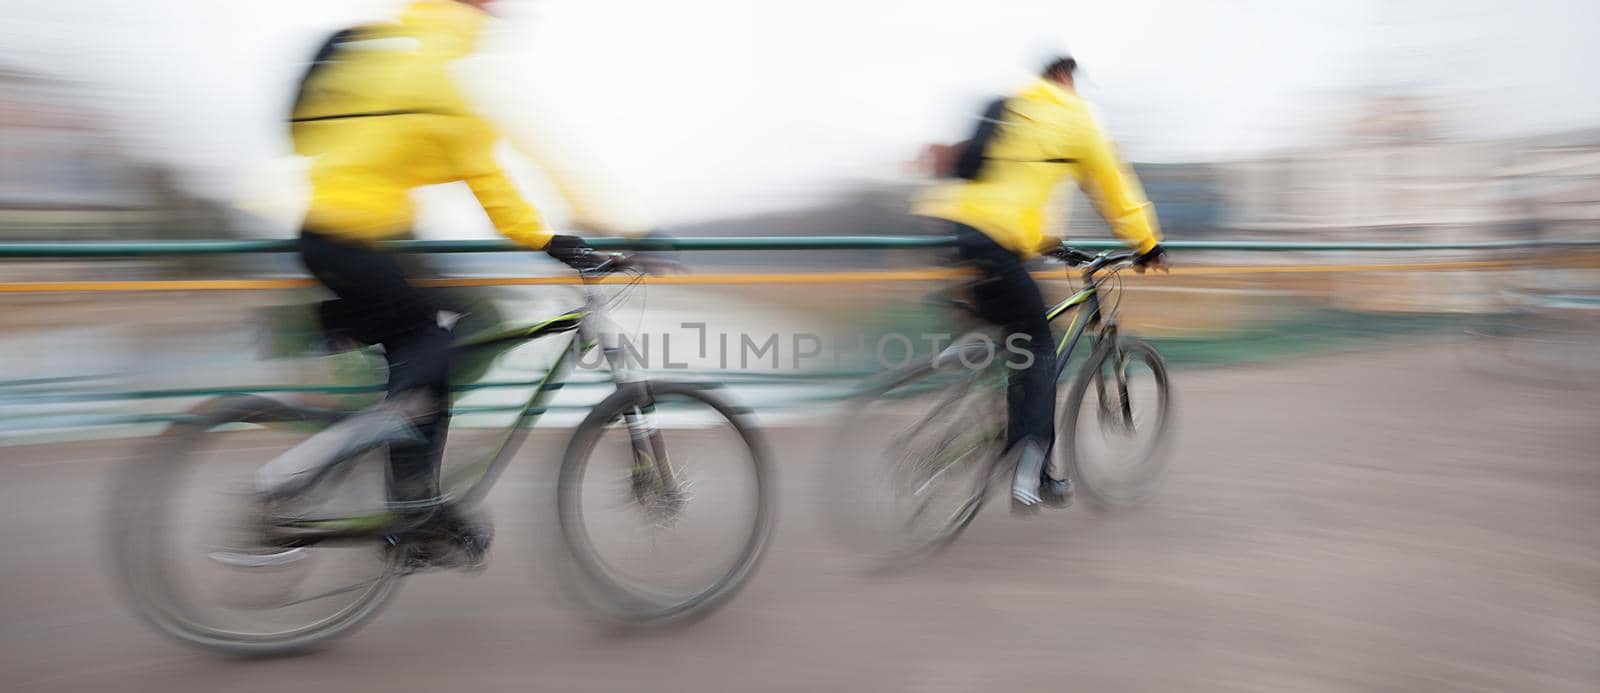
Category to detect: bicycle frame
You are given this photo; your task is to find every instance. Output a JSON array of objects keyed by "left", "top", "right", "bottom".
[
  {"left": 919, "top": 257, "right": 1134, "bottom": 484},
  {"left": 1044, "top": 270, "right": 1119, "bottom": 380},
  {"left": 279, "top": 279, "right": 662, "bottom": 538},
  {"left": 436, "top": 309, "right": 588, "bottom": 507},
  {"left": 439, "top": 278, "right": 669, "bottom": 505},
  {"left": 890, "top": 255, "right": 1125, "bottom": 399},
  {"left": 1044, "top": 262, "right": 1146, "bottom": 432}
]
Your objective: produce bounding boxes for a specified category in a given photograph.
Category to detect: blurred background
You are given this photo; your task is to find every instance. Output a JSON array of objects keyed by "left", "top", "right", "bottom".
[{"left": 2, "top": 1, "right": 1597, "bottom": 691}]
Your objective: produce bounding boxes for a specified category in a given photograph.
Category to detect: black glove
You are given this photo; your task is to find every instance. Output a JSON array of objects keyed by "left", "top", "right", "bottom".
[
  {"left": 1133, "top": 244, "right": 1167, "bottom": 268},
  {"left": 544, "top": 234, "right": 604, "bottom": 271}
]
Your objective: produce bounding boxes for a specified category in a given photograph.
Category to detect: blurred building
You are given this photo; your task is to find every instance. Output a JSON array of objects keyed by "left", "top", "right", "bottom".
[
  {"left": 0, "top": 64, "right": 228, "bottom": 241},
  {"left": 1052, "top": 163, "right": 1230, "bottom": 240},
  {"left": 1229, "top": 96, "right": 1508, "bottom": 241},
  {"left": 1052, "top": 162, "right": 1229, "bottom": 239},
  {"left": 1501, "top": 128, "right": 1600, "bottom": 239},
  {"left": 1133, "top": 163, "right": 1229, "bottom": 236},
  {"left": 1226, "top": 94, "right": 1600, "bottom": 243}
]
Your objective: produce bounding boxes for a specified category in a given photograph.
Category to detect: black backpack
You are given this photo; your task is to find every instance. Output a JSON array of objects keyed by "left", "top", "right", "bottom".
[
  {"left": 948, "top": 96, "right": 1078, "bottom": 180},
  {"left": 288, "top": 26, "right": 374, "bottom": 129},
  {"left": 952, "top": 97, "right": 1010, "bottom": 180}
]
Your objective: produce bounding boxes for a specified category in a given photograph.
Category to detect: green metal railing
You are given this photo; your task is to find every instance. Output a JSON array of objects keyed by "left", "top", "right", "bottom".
[{"left": 3, "top": 236, "right": 1599, "bottom": 258}]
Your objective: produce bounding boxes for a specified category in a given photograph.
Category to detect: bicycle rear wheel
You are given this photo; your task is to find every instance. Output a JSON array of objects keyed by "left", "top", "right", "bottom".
[
  {"left": 824, "top": 361, "right": 1005, "bottom": 563},
  {"left": 556, "top": 382, "right": 772, "bottom": 625},
  {"left": 108, "top": 396, "right": 403, "bottom": 656},
  {"left": 1058, "top": 337, "right": 1172, "bottom": 508}
]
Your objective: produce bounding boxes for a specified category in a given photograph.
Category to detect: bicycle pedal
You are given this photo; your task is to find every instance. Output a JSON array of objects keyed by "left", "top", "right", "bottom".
[
  {"left": 451, "top": 531, "right": 492, "bottom": 575},
  {"left": 388, "top": 537, "right": 452, "bottom": 572}
]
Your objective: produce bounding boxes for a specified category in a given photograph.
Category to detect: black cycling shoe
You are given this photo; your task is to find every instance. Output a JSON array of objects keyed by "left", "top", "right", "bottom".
[{"left": 396, "top": 505, "right": 492, "bottom": 573}]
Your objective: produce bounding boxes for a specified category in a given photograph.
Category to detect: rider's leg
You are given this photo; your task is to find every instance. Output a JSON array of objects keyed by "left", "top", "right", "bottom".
[
  {"left": 953, "top": 225, "right": 1063, "bottom": 507},
  {"left": 1007, "top": 307, "right": 1070, "bottom": 507},
  {"left": 297, "top": 230, "right": 452, "bottom": 513},
  {"left": 383, "top": 331, "right": 452, "bottom": 516},
  {"left": 299, "top": 231, "right": 489, "bottom": 568}
]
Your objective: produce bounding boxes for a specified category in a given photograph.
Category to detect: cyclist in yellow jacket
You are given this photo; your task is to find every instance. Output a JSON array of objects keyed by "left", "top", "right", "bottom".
[
  {"left": 916, "top": 55, "right": 1167, "bottom": 511},
  {"left": 291, "top": 0, "right": 600, "bottom": 567}
]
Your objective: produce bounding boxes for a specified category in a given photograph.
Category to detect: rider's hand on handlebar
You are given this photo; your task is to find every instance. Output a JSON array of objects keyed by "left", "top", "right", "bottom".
[
  {"left": 1133, "top": 244, "right": 1170, "bottom": 274},
  {"left": 544, "top": 234, "right": 607, "bottom": 271}
]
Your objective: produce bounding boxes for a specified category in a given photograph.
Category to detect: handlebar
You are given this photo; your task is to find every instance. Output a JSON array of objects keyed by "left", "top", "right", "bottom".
[
  {"left": 578, "top": 251, "right": 685, "bottom": 279},
  {"left": 1049, "top": 246, "right": 1139, "bottom": 274}
]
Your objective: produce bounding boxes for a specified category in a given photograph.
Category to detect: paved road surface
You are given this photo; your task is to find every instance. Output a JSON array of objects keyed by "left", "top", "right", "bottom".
[{"left": 3, "top": 343, "right": 1597, "bottom": 692}]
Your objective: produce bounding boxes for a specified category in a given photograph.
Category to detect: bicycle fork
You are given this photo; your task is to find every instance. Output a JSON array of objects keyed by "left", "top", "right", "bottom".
[
  {"left": 1093, "top": 330, "right": 1137, "bottom": 432},
  {"left": 582, "top": 284, "right": 684, "bottom": 509},
  {"left": 624, "top": 397, "right": 683, "bottom": 498}
]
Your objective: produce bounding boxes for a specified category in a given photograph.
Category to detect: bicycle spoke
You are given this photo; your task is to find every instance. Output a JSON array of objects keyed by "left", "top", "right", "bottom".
[
  {"left": 559, "top": 384, "right": 769, "bottom": 622},
  {"left": 276, "top": 577, "right": 384, "bottom": 608}
]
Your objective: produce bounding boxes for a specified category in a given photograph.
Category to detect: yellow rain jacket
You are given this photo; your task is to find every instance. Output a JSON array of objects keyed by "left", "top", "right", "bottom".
[
  {"left": 291, "top": 0, "right": 550, "bottom": 249},
  {"left": 916, "top": 79, "right": 1161, "bottom": 257}
]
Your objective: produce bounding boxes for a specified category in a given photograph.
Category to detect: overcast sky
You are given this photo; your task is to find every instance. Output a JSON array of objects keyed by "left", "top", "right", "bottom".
[{"left": 4, "top": 0, "right": 1598, "bottom": 234}]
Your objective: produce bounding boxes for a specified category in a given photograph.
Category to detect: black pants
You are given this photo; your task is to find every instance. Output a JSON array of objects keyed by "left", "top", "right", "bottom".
[
  {"left": 298, "top": 230, "right": 451, "bottom": 500},
  {"left": 952, "top": 223, "right": 1057, "bottom": 456}
]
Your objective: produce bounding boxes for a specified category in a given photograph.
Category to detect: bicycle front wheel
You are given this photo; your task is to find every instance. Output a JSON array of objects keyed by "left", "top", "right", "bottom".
[
  {"left": 1058, "top": 336, "right": 1173, "bottom": 508},
  {"left": 555, "top": 382, "right": 772, "bottom": 625}
]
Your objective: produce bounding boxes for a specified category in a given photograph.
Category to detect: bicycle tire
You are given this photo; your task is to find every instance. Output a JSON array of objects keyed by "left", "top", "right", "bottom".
[
  {"left": 555, "top": 381, "right": 773, "bottom": 625},
  {"left": 822, "top": 359, "right": 1002, "bottom": 563},
  {"left": 1058, "top": 337, "right": 1173, "bottom": 509},
  {"left": 107, "top": 395, "right": 404, "bottom": 656}
]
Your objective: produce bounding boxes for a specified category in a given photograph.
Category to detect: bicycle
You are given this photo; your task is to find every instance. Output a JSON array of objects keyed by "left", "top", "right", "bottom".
[
  {"left": 109, "top": 252, "right": 774, "bottom": 655},
  {"left": 826, "top": 245, "right": 1172, "bottom": 560}
]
